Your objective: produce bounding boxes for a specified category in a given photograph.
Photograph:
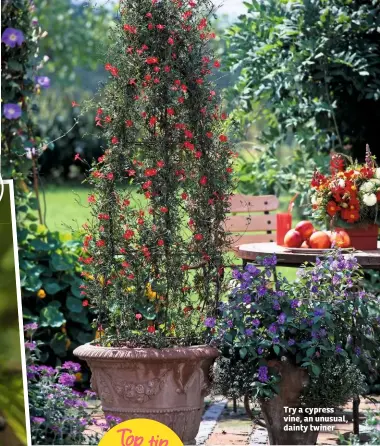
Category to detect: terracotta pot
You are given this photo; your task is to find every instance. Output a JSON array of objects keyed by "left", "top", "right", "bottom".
[
  {"left": 74, "top": 344, "right": 218, "bottom": 444},
  {"left": 336, "top": 224, "right": 378, "bottom": 250},
  {"left": 259, "top": 360, "right": 319, "bottom": 445}
]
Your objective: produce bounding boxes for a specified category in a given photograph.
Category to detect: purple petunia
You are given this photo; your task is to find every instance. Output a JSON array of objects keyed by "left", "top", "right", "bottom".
[
  {"left": 290, "top": 299, "right": 300, "bottom": 309},
  {"left": 62, "top": 361, "right": 81, "bottom": 372},
  {"left": 277, "top": 312, "right": 286, "bottom": 325},
  {"left": 272, "top": 300, "right": 281, "bottom": 311},
  {"left": 288, "top": 339, "right": 295, "bottom": 346},
  {"left": 258, "top": 365, "right": 269, "bottom": 383},
  {"left": 335, "top": 344, "right": 343, "bottom": 354},
  {"left": 35, "top": 76, "right": 50, "bottom": 88},
  {"left": 354, "top": 347, "right": 361, "bottom": 356},
  {"left": 204, "top": 317, "right": 216, "bottom": 328},
  {"left": 25, "top": 341, "right": 37, "bottom": 350},
  {"left": 2, "top": 28, "right": 25, "bottom": 47},
  {"left": 58, "top": 373, "right": 76, "bottom": 387},
  {"left": 242, "top": 294, "right": 251, "bottom": 304},
  {"left": 3, "top": 103, "right": 22, "bottom": 119},
  {"left": 24, "top": 322, "right": 38, "bottom": 331},
  {"left": 268, "top": 323, "right": 277, "bottom": 334},
  {"left": 245, "top": 264, "right": 260, "bottom": 276},
  {"left": 257, "top": 347, "right": 264, "bottom": 354},
  {"left": 245, "top": 328, "right": 253, "bottom": 336},
  {"left": 227, "top": 320, "right": 233, "bottom": 328},
  {"left": 232, "top": 270, "right": 241, "bottom": 280},
  {"left": 262, "top": 255, "right": 277, "bottom": 267},
  {"left": 314, "top": 308, "right": 325, "bottom": 317},
  {"left": 37, "top": 365, "right": 57, "bottom": 376},
  {"left": 31, "top": 417, "right": 45, "bottom": 424}
]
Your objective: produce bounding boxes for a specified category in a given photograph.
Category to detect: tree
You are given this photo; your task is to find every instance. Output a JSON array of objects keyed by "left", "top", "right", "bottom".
[{"left": 224, "top": 0, "right": 380, "bottom": 194}]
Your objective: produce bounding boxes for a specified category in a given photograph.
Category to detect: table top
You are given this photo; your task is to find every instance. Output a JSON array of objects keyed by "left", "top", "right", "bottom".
[{"left": 237, "top": 242, "right": 380, "bottom": 269}]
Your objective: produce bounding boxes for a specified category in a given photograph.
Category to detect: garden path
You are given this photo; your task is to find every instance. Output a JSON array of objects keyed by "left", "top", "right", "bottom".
[{"left": 87, "top": 396, "right": 380, "bottom": 445}]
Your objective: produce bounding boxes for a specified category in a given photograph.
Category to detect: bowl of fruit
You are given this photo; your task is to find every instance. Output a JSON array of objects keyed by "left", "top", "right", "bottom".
[{"left": 282, "top": 221, "right": 351, "bottom": 252}]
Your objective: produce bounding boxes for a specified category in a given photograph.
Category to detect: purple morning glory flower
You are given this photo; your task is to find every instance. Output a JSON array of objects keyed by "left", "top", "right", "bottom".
[
  {"left": 227, "top": 320, "right": 233, "bottom": 328},
  {"left": 311, "top": 285, "right": 318, "bottom": 293},
  {"left": 335, "top": 344, "right": 343, "bottom": 354},
  {"left": 258, "top": 285, "right": 267, "bottom": 296},
  {"left": 273, "top": 337, "right": 280, "bottom": 344},
  {"left": 232, "top": 270, "right": 241, "bottom": 280},
  {"left": 252, "top": 318, "right": 260, "bottom": 327},
  {"left": 3, "top": 103, "right": 21, "bottom": 119},
  {"left": 204, "top": 317, "right": 216, "bottom": 328},
  {"left": 245, "top": 328, "right": 253, "bottom": 336},
  {"left": 319, "top": 328, "right": 327, "bottom": 338},
  {"left": 258, "top": 365, "right": 269, "bottom": 382},
  {"left": 58, "top": 373, "right": 76, "bottom": 387},
  {"left": 272, "top": 300, "right": 281, "bottom": 311},
  {"left": 35, "top": 76, "right": 51, "bottom": 88},
  {"left": 288, "top": 339, "right": 295, "bottom": 346},
  {"left": 332, "top": 275, "right": 340, "bottom": 286},
  {"left": 2, "top": 28, "right": 25, "bottom": 47},
  {"left": 62, "top": 361, "right": 81, "bottom": 372},
  {"left": 354, "top": 347, "right": 361, "bottom": 356},
  {"left": 257, "top": 347, "right": 264, "bottom": 354},
  {"left": 277, "top": 312, "right": 286, "bottom": 324}
]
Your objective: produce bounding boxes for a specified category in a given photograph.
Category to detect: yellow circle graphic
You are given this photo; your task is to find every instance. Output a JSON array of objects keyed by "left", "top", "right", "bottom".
[{"left": 99, "top": 418, "right": 184, "bottom": 446}]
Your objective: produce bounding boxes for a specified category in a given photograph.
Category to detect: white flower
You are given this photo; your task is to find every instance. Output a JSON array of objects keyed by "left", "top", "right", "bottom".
[
  {"left": 362, "top": 193, "right": 377, "bottom": 207},
  {"left": 338, "top": 179, "right": 345, "bottom": 188},
  {"left": 360, "top": 181, "right": 375, "bottom": 193},
  {"left": 374, "top": 168, "right": 380, "bottom": 180}
]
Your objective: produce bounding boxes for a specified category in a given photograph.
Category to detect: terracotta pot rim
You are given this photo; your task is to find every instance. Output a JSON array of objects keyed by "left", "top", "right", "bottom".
[{"left": 74, "top": 343, "right": 219, "bottom": 361}]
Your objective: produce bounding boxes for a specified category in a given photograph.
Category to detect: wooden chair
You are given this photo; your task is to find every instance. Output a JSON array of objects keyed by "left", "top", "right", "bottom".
[{"left": 226, "top": 194, "right": 280, "bottom": 251}]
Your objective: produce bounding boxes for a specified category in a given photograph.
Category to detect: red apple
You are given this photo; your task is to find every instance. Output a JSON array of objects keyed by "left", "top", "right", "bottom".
[
  {"left": 284, "top": 229, "right": 303, "bottom": 248},
  {"left": 301, "top": 241, "right": 310, "bottom": 249},
  {"left": 330, "top": 230, "right": 351, "bottom": 248},
  {"left": 309, "top": 231, "right": 331, "bottom": 249},
  {"left": 295, "top": 220, "right": 315, "bottom": 240}
]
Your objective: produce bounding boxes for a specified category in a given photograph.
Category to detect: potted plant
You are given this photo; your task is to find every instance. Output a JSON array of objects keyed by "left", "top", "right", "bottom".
[
  {"left": 73, "top": 0, "right": 234, "bottom": 442},
  {"left": 310, "top": 145, "right": 380, "bottom": 250},
  {"left": 211, "top": 252, "right": 380, "bottom": 445}
]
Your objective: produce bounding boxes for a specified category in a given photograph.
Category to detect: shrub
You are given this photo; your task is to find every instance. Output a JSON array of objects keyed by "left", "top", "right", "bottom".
[{"left": 211, "top": 251, "right": 380, "bottom": 403}]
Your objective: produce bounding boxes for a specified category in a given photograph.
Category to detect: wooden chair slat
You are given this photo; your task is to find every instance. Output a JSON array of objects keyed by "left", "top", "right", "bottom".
[
  {"left": 229, "top": 194, "right": 279, "bottom": 213},
  {"left": 225, "top": 214, "right": 277, "bottom": 232}
]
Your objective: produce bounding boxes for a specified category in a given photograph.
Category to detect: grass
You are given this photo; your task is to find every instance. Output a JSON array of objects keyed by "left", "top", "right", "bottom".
[{"left": 40, "top": 184, "right": 298, "bottom": 281}]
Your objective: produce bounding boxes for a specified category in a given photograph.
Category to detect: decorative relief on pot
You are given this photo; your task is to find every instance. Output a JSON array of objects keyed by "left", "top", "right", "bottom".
[
  {"left": 113, "top": 374, "right": 167, "bottom": 403},
  {"left": 172, "top": 361, "right": 198, "bottom": 394},
  {"left": 199, "top": 359, "right": 213, "bottom": 397}
]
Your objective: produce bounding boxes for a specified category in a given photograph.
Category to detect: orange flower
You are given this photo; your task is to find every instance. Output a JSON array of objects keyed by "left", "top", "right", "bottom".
[{"left": 326, "top": 201, "right": 340, "bottom": 217}]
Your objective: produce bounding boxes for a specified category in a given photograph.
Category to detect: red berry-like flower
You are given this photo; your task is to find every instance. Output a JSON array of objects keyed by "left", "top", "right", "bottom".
[
  {"left": 82, "top": 300, "right": 89, "bottom": 307},
  {"left": 146, "top": 57, "right": 159, "bottom": 64},
  {"left": 157, "top": 160, "right": 165, "bottom": 168},
  {"left": 147, "top": 326, "right": 156, "bottom": 333},
  {"left": 157, "top": 239, "right": 164, "bottom": 246},
  {"left": 135, "top": 313, "right": 142, "bottom": 320},
  {"left": 88, "top": 195, "right": 96, "bottom": 203},
  {"left": 149, "top": 116, "right": 157, "bottom": 127},
  {"left": 181, "top": 192, "right": 188, "bottom": 200},
  {"left": 111, "top": 137, "right": 119, "bottom": 144},
  {"left": 160, "top": 206, "right": 168, "bottom": 213},
  {"left": 194, "top": 233, "right": 203, "bottom": 241},
  {"left": 167, "top": 108, "right": 175, "bottom": 116},
  {"left": 219, "top": 135, "right": 228, "bottom": 142},
  {"left": 199, "top": 176, "right": 207, "bottom": 186},
  {"left": 168, "top": 37, "right": 174, "bottom": 45},
  {"left": 213, "top": 60, "right": 221, "bottom": 68}
]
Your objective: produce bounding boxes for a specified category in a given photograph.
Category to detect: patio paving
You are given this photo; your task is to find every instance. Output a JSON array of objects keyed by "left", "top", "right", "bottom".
[{"left": 87, "top": 395, "right": 380, "bottom": 445}]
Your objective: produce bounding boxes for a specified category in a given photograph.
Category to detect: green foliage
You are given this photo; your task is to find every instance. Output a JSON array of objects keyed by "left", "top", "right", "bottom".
[
  {"left": 224, "top": 0, "right": 380, "bottom": 196},
  {"left": 302, "top": 358, "right": 366, "bottom": 408},
  {"left": 34, "top": 0, "right": 112, "bottom": 86},
  {"left": 81, "top": 0, "right": 235, "bottom": 344},
  {"left": 20, "top": 223, "right": 95, "bottom": 372}
]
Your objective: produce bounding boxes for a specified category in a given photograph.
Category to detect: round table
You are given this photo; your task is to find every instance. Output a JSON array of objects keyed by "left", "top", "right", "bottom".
[{"left": 237, "top": 242, "right": 380, "bottom": 270}]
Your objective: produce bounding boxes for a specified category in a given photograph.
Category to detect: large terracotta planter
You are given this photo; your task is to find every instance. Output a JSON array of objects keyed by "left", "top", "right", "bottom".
[
  {"left": 74, "top": 344, "right": 218, "bottom": 444},
  {"left": 337, "top": 224, "right": 379, "bottom": 250},
  {"left": 259, "top": 360, "right": 319, "bottom": 445}
]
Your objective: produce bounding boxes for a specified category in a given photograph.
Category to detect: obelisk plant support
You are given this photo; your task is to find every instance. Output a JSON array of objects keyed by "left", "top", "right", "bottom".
[{"left": 74, "top": 0, "right": 235, "bottom": 442}]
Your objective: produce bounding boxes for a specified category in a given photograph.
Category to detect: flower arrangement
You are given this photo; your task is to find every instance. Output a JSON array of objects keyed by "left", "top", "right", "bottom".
[
  {"left": 79, "top": 0, "right": 235, "bottom": 346},
  {"left": 310, "top": 146, "right": 380, "bottom": 227},
  {"left": 211, "top": 251, "right": 380, "bottom": 404}
]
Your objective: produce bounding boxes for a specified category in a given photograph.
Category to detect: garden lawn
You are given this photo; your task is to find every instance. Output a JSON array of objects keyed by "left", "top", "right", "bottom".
[{"left": 42, "top": 184, "right": 297, "bottom": 281}]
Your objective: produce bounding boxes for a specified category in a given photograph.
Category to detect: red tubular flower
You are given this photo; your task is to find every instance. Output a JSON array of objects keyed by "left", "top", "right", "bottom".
[
  {"left": 111, "top": 137, "right": 119, "bottom": 144},
  {"left": 213, "top": 60, "right": 221, "bottom": 68},
  {"left": 82, "top": 300, "right": 89, "bottom": 307},
  {"left": 147, "top": 326, "right": 156, "bottom": 333},
  {"left": 194, "top": 233, "right": 203, "bottom": 241},
  {"left": 219, "top": 135, "right": 228, "bottom": 142},
  {"left": 123, "top": 229, "right": 134, "bottom": 240},
  {"left": 144, "top": 168, "right": 157, "bottom": 177},
  {"left": 199, "top": 176, "right": 207, "bottom": 186},
  {"left": 157, "top": 239, "right": 164, "bottom": 246},
  {"left": 149, "top": 116, "right": 157, "bottom": 127},
  {"left": 125, "top": 120, "right": 133, "bottom": 127},
  {"left": 146, "top": 57, "right": 159, "bottom": 64}
]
